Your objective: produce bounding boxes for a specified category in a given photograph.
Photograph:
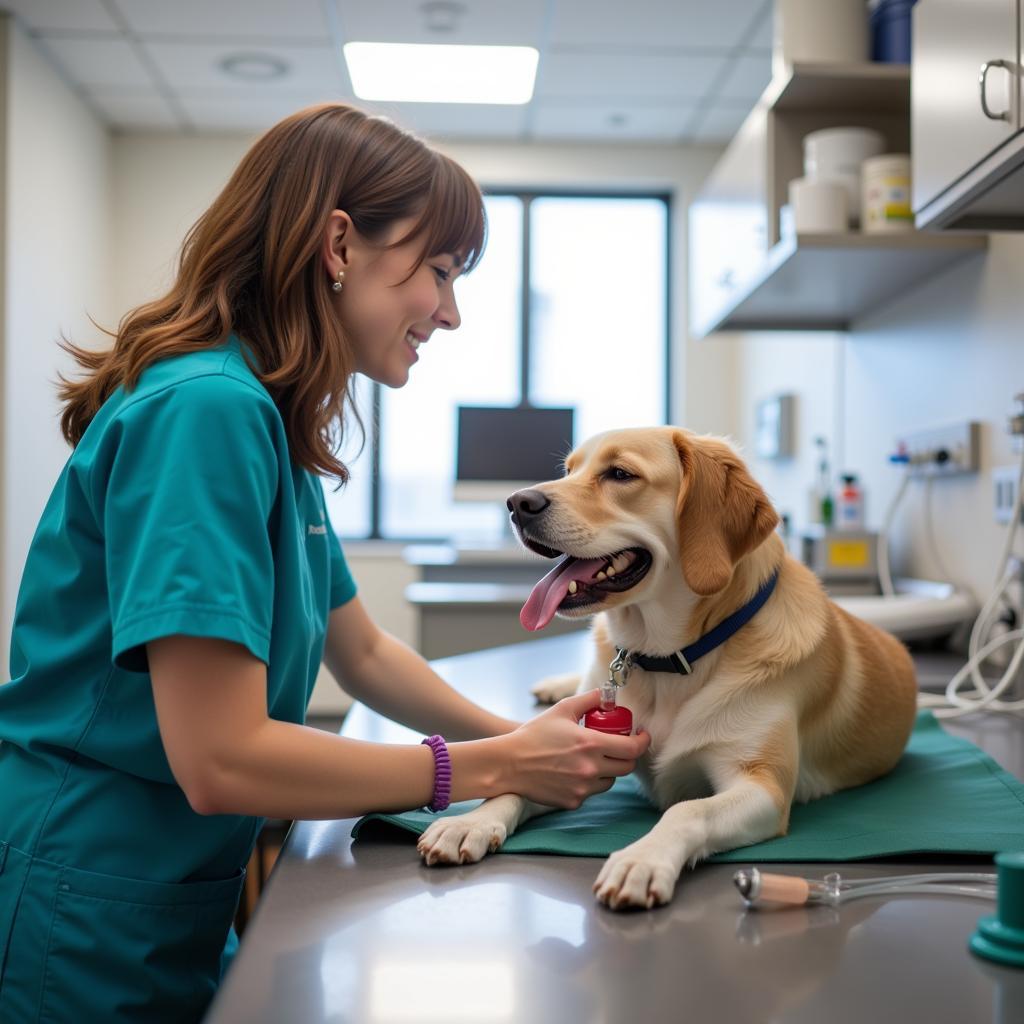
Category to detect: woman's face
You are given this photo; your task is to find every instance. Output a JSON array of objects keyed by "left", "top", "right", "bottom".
[{"left": 328, "top": 214, "right": 463, "bottom": 388}]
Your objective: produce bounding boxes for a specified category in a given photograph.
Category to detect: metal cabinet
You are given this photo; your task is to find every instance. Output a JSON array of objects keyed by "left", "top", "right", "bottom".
[
  {"left": 913, "top": 0, "right": 1024, "bottom": 229},
  {"left": 688, "top": 105, "right": 769, "bottom": 337}
]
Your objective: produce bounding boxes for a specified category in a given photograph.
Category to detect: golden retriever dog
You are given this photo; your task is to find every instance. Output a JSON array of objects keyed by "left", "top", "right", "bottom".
[{"left": 417, "top": 427, "right": 918, "bottom": 910}]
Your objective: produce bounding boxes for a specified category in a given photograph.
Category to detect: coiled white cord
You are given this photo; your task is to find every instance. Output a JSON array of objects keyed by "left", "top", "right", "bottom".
[{"left": 917, "top": 443, "right": 1024, "bottom": 718}]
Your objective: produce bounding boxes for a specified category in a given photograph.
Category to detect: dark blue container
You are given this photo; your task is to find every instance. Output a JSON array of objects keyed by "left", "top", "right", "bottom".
[{"left": 870, "top": 0, "right": 918, "bottom": 64}]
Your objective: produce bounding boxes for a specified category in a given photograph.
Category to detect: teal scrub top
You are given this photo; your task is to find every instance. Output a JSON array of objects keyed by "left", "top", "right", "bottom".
[{"left": 0, "top": 335, "right": 357, "bottom": 1020}]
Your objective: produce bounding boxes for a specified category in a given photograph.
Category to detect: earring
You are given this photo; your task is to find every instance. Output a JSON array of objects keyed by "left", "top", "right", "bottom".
[{"left": 332, "top": 270, "right": 345, "bottom": 293}]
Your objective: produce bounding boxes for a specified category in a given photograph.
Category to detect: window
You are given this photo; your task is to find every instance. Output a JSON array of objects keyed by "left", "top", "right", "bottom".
[{"left": 325, "top": 191, "right": 670, "bottom": 540}]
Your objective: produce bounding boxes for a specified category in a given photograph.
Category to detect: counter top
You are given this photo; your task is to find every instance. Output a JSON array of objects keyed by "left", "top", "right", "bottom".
[{"left": 206, "top": 633, "right": 1024, "bottom": 1024}]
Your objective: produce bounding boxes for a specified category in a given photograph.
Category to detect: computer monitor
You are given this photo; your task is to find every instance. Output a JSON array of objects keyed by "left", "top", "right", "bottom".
[{"left": 454, "top": 405, "right": 575, "bottom": 504}]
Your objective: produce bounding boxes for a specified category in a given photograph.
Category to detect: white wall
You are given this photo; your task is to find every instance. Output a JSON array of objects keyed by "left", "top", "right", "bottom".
[
  {"left": 730, "top": 238, "right": 1019, "bottom": 603},
  {"left": 2, "top": 18, "right": 111, "bottom": 670}
]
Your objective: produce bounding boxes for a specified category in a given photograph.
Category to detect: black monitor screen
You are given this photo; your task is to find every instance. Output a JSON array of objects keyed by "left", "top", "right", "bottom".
[{"left": 456, "top": 406, "right": 574, "bottom": 483}]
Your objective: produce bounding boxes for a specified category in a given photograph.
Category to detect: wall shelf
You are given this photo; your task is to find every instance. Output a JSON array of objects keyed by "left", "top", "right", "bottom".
[
  {"left": 689, "top": 63, "right": 990, "bottom": 337},
  {"left": 699, "top": 231, "right": 988, "bottom": 334}
]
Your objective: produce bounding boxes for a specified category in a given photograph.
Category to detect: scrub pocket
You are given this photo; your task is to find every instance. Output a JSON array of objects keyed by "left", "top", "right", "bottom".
[
  {"left": 0, "top": 843, "right": 32, "bottom": 990},
  {"left": 39, "top": 861, "right": 245, "bottom": 1024}
]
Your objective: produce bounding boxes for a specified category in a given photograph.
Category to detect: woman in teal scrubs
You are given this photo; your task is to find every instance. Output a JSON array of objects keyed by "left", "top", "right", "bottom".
[{"left": 0, "top": 104, "right": 649, "bottom": 1022}]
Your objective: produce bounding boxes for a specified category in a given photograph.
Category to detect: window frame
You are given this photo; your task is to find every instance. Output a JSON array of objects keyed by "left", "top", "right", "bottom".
[{"left": 345, "top": 187, "right": 673, "bottom": 542}]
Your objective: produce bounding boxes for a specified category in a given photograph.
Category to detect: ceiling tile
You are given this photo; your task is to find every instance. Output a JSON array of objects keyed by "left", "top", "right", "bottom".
[
  {"left": 692, "top": 104, "right": 752, "bottom": 142},
  {"left": 175, "top": 92, "right": 338, "bottom": 132},
  {"left": 531, "top": 101, "right": 696, "bottom": 141},
  {"left": 550, "top": 0, "right": 766, "bottom": 51},
  {"left": 337, "top": 0, "right": 547, "bottom": 46},
  {"left": 143, "top": 40, "right": 345, "bottom": 94},
  {"left": 539, "top": 52, "right": 723, "bottom": 101},
  {"left": 114, "top": 0, "right": 331, "bottom": 41},
  {"left": 36, "top": 35, "right": 154, "bottom": 89},
  {"left": 88, "top": 88, "right": 182, "bottom": 130},
  {"left": 357, "top": 101, "right": 529, "bottom": 140},
  {"left": 0, "top": 0, "right": 118, "bottom": 33},
  {"left": 746, "top": 0, "right": 774, "bottom": 51},
  {"left": 717, "top": 50, "right": 771, "bottom": 100}
]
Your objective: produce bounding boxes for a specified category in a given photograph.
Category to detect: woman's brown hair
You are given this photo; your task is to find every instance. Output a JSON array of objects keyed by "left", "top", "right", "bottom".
[{"left": 58, "top": 103, "right": 486, "bottom": 481}]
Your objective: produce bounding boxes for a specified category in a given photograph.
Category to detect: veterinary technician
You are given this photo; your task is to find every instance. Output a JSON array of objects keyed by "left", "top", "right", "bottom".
[{"left": 0, "top": 103, "right": 650, "bottom": 1023}]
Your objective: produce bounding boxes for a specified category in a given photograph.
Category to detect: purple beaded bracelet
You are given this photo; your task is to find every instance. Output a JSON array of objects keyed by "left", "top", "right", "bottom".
[{"left": 421, "top": 734, "right": 452, "bottom": 812}]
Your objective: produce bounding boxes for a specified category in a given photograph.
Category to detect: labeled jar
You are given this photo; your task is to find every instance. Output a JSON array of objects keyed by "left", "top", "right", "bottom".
[{"left": 861, "top": 153, "right": 913, "bottom": 233}]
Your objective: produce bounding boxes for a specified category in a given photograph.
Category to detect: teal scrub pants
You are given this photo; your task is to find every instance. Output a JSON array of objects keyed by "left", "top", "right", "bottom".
[{"left": 0, "top": 840, "right": 244, "bottom": 1022}]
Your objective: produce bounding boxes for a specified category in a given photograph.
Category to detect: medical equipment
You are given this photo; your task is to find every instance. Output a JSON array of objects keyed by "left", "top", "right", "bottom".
[
  {"left": 914, "top": 441, "right": 1024, "bottom": 718},
  {"left": 583, "top": 659, "right": 633, "bottom": 736},
  {"left": 971, "top": 851, "right": 1024, "bottom": 968},
  {"left": 733, "top": 866, "right": 997, "bottom": 909}
]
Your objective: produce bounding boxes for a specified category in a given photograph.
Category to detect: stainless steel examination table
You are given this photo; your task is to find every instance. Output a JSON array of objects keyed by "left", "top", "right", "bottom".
[{"left": 205, "top": 633, "right": 1024, "bottom": 1024}]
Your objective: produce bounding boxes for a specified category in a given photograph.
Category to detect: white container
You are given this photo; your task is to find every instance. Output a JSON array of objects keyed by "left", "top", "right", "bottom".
[
  {"left": 803, "top": 127, "right": 886, "bottom": 225},
  {"left": 861, "top": 153, "right": 913, "bottom": 233},
  {"left": 773, "top": 0, "right": 869, "bottom": 78},
  {"left": 788, "top": 177, "right": 848, "bottom": 234}
]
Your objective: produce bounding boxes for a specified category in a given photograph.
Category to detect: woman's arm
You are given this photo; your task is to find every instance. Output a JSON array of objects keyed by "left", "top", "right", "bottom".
[
  {"left": 322, "top": 597, "right": 520, "bottom": 740},
  {"left": 148, "top": 635, "right": 648, "bottom": 820}
]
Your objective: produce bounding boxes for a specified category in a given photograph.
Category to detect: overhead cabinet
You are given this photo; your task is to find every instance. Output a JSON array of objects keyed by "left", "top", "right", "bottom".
[
  {"left": 689, "top": 62, "right": 987, "bottom": 337},
  {"left": 913, "top": 0, "right": 1024, "bottom": 229}
]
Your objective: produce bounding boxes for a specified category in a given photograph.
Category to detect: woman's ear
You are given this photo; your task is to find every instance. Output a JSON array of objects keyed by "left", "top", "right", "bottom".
[
  {"left": 672, "top": 431, "right": 780, "bottom": 596},
  {"left": 321, "top": 209, "right": 353, "bottom": 279}
]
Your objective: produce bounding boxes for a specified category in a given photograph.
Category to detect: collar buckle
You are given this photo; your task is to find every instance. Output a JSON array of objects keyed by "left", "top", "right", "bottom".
[{"left": 608, "top": 647, "right": 633, "bottom": 687}]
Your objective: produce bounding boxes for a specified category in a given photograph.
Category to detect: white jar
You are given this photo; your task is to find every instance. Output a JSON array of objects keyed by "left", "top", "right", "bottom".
[
  {"left": 803, "top": 127, "right": 886, "bottom": 225},
  {"left": 774, "top": 0, "right": 869, "bottom": 78},
  {"left": 861, "top": 153, "right": 913, "bottom": 233},
  {"left": 788, "top": 177, "right": 848, "bottom": 234}
]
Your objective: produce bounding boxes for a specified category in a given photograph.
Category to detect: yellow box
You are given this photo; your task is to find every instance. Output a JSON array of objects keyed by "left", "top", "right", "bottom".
[{"left": 827, "top": 539, "right": 870, "bottom": 569}]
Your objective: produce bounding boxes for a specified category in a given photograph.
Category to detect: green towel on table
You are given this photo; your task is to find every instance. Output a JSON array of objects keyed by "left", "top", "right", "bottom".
[{"left": 351, "top": 711, "right": 1024, "bottom": 861}]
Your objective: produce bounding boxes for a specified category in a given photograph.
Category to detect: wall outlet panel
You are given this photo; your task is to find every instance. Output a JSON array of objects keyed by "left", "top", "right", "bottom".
[
  {"left": 896, "top": 421, "right": 981, "bottom": 478},
  {"left": 993, "top": 465, "right": 1023, "bottom": 524}
]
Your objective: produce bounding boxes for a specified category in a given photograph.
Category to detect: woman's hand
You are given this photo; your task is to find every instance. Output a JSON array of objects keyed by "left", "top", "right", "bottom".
[{"left": 498, "top": 690, "right": 650, "bottom": 809}]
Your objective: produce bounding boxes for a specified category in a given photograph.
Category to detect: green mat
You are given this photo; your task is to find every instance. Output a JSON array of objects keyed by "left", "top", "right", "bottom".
[{"left": 351, "top": 712, "right": 1024, "bottom": 861}]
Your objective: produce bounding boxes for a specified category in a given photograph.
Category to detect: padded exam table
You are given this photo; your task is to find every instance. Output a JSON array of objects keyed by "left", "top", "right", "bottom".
[{"left": 205, "top": 634, "right": 1024, "bottom": 1024}]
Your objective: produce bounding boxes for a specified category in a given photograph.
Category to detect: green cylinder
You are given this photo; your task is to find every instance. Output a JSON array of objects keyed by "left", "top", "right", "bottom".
[{"left": 970, "top": 851, "right": 1024, "bottom": 968}]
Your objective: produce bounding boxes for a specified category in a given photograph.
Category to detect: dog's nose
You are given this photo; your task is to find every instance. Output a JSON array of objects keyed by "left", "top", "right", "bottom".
[{"left": 506, "top": 488, "right": 551, "bottom": 522}]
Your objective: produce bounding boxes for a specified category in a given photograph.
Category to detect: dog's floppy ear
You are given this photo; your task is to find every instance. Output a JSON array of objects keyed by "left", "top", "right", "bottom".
[{"left": 672, "top": 431, "right": 780, "bottom": 596}]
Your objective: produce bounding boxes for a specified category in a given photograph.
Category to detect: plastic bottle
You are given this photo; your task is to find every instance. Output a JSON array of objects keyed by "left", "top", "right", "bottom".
[
  {"left": 835, "top": 473, "right": 865, "bottom": 530},
  {"left": 584, "top": 684, "right": 633, "bottom": 735},
  {"left": 813, "top": 437, "right": 834, "bottom": 527}
]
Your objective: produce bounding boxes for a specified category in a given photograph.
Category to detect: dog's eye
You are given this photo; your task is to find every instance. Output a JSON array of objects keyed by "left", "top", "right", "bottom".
[{"left": 604, "top": 466, "right": 636, "bottom": 482}]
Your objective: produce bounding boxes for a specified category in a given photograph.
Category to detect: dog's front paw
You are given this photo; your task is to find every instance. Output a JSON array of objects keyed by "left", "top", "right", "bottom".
[
  {"left": 531, "top": 672, "right": 581, "bottom": 704},
  {"left": 417, "top": 815, "right": 508, "bottom": 866},
  {"left": 592, "top": 840, "right": 680, "bottom": 910}
]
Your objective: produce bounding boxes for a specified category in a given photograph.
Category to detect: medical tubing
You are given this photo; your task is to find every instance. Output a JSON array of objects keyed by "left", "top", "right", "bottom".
[
  {"left": 829, "top": 882, "right": 996, "bottom": 904},
  {"left": 918, "top": 443, "right": 1024, "bottom": 718},
  {"left": 878, "top": 466, "right": 911, "bottom": 597},
  {"left": 923, "top": 476, "right": 958, "bottom": 587}
]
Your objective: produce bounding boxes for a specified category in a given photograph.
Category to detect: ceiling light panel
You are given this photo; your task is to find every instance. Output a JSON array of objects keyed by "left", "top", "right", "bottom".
[{"left": 344, "top": 43, "right": 538, "bottom": 104}]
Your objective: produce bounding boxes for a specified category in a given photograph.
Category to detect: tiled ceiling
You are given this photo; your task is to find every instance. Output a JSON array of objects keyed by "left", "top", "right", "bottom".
[{"left": 0, "top": 0, "right": 773, "bottom": 142}]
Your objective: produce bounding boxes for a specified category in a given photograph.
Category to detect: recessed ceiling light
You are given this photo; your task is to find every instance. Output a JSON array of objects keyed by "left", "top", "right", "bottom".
[
  {"left": 218, "top": 53, "right": 289, "bottom": 81},
  {"left": 343, "top": 42, "right": 538, "bottom": 105}
]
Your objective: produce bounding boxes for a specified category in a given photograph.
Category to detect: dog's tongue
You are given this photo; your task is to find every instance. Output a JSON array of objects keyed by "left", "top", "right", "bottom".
[{"left": 520, "top": 555, "right": 607, "bottom": 632}]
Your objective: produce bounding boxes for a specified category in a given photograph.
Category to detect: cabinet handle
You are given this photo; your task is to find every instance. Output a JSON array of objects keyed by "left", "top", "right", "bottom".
[{"left": 979, "top": 59, "right": 1013, "bottom": 122}]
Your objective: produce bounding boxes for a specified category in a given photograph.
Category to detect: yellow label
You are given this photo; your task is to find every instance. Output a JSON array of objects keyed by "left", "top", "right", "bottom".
[{"left": 828, "top": 539, "right": 870, "bottom": 568}]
